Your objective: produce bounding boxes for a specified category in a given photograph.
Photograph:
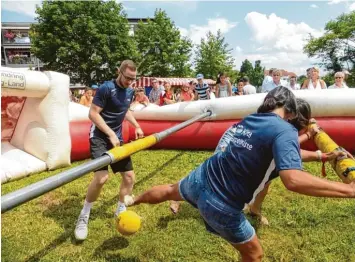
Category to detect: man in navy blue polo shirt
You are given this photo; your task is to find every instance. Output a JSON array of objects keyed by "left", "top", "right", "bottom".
[{"left": 75, "top": 60, "right": 144, "bottom": 241}]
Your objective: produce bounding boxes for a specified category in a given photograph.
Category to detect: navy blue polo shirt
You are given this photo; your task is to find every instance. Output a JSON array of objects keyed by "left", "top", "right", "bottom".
[
  {"left": 204, "top": 113, "right": 303, "bottom": 209},
  {"left": 90, "top": 80, "right": 134, "bottom": 141}
]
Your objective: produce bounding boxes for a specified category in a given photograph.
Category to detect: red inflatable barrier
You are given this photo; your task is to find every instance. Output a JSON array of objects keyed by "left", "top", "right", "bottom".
[{"left": 70, "top": 117, "right": 355, "bottom": 161}]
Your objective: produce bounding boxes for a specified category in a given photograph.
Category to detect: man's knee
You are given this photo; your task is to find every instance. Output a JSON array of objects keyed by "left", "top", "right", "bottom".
[
  {"left": 121, "top": 171, "right": 135, "bottom": 185},
  {"left": 94, "top": 171, "right": 109, "bottom": 186}
]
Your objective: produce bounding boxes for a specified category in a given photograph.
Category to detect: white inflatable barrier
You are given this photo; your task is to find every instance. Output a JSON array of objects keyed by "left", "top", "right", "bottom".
[
  {"left": 131, "top": 89, "right": 355, "bottom": 121},
  {"left": 1, "top": 67, "right": 71, "bottom": 184}
]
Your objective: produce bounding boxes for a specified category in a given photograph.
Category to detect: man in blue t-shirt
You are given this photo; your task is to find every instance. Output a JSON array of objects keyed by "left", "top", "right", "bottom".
[
  {"left": 74, "top": 60, "right": 144, "bottom": 241},
  {"left": 125, "top": 87, "right": 355, "bottom": 261}
]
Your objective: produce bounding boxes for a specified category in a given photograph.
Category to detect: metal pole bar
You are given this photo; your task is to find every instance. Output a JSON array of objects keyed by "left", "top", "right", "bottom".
[{"left": 1, "top": 110, "right": 212, "bottom": 213}]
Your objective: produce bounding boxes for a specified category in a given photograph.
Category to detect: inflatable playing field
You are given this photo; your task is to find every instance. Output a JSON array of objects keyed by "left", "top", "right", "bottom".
[{"left": 1, "top": 67, "right": 71, "bottom": 183}]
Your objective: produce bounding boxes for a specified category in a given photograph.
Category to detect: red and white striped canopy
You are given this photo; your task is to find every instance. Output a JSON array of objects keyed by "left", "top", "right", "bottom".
[{"left": 135, "top": 77, "right": 216, "bottom": 87}]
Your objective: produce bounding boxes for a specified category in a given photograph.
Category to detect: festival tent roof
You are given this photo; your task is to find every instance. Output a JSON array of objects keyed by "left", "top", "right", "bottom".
[{"left": 135, "top": 77, "right": 216, "bottom": 87}]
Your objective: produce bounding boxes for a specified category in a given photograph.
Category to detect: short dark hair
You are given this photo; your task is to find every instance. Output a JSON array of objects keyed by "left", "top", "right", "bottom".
[
  {"left": 257, "top": 86, "right": 297, "bottom": 116},
  {"left": 241, "top": 76, "right": 249, "bottom": 83}
]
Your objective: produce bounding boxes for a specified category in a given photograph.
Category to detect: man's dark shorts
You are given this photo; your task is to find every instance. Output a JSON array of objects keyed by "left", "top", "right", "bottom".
[{"left": 90, "top": 137, "right": 133, "bottom": 173}]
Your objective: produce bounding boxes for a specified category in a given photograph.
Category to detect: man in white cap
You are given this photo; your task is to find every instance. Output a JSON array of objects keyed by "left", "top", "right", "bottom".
[{"left": 195, "top": 73, "right": 210, "bottom": 100}]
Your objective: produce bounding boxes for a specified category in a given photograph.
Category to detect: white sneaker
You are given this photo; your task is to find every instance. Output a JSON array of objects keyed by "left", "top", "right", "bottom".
[
  {"left": 115, "top": 204, "right": 126, "bottom": 218},
  {"left": 74, "top": 214, "right": 89, "bottom": 241},
  {"left": 124, "top": 195, "right": 135, "bottom": 207}
]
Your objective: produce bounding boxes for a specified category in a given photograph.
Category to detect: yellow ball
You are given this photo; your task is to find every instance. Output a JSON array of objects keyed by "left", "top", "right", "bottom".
[{"left": 116, "top": 210, "right": 141, "bottom": 236}]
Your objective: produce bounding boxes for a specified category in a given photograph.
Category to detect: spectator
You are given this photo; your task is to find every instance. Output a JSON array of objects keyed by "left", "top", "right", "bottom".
[
  {"left": 301, "top": 67, "right": 327, "bottom": 89},
  {"left": 236, "top": 80, "right": 244, "bottom": 96},
  {"left": 176, "top": 83, "right": 195, "bottom": 102},
  {"left": 159, "top": 82, "right": 175, "bottom": 106},
  {"left": 287, "top": 75, "right": 300, "bottom": 90},
  {"left": 195, "top": 74, "right": 210, "bottom": 100},
  {"left": 328, "top": 72, "right": 348, "bottom": 89},
  {"left": 241, "top": 76, "right": 256, "bottom": 95},
  {"left": 132, "top": 87, "right": 149, "bottom": 107},
  {"left": 216, "top": 72, "right": 232, "bottom": 98},
  {"left": 261, "top": 68, "right": 275, "bottom": 90},
  {"left": 149, "top": 78, "right": 164, "bottom": 104},
  {"left": 79, "top": 87, "right": 93, "bottom": 107},
  {"left": 262, "top": 69, "right": 283, "bottom": 93}
]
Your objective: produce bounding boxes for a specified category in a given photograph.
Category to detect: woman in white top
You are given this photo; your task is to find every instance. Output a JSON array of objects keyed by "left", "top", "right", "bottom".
[
  {"left": 328, "top": 72, "right": 348, "bottom": 89},
  {"left": 301, "top": 67, "right": 327, "bottom": 90},
  {"left": 215, "top": 72, "right": 232, "bottom": 98}
]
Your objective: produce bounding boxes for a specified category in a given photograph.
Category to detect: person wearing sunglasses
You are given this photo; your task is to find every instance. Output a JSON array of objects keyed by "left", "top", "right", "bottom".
[
  {"left": 74, "top": 60, "right": 144, "bottom": 241},
  {"left": 328, "top": 72, "right": 349, "bottom": 89}
]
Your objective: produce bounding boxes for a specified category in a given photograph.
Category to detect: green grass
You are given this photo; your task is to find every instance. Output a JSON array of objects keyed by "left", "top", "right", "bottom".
[{"left": 1, "top": 149, "right": 355, "bottom": 262}]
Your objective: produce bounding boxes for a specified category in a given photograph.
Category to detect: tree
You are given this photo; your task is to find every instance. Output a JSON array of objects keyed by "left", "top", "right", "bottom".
[
  {"left": 134, "top": 9, "right": 192, "bottom": 77},
  {"left": 239, "top": 59, "right": 265, "bottom": 88},
  {"left": 30, "top": 0, "right": 137, "bottom": 85},
  {"left": 239, "top": 59, "right": 254, "bottom": 79},
  {"left": 194, "top": 30, "right": 235, "bottom": 80},
  {"left": 251, "top": 60, "right": 265, "bottom": 87},
  {"left": 304, "top": 11, "right": 355, "bottom": 87}
]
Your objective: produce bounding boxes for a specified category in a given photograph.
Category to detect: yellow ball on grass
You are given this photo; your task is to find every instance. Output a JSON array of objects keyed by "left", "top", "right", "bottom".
[{"left": 116, "top": 210, "right": 141, "bottom": 236}]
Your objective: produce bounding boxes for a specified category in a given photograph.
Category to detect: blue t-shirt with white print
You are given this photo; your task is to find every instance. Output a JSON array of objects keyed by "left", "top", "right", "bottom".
[
  {"left": 204, "top": 113, "right": 302, "bottom": 209},
  {"left": 90, "top": 80, "right": 134, "bottom": 141}
]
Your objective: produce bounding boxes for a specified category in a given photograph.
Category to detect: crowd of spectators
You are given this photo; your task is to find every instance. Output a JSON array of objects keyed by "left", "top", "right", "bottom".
[{"left": 70, "top": 67, "right": 351, "bottom": 109}]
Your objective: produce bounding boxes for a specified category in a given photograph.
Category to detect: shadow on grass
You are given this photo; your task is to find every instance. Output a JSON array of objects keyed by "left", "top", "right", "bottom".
[
  {"left": 25, "top": 197, "right": 82, "bottom": 262},
  {"left": 93, "top": 236, "right": 140, "bottom": 261},
  {"left": 94, "top": 151, "right": 186, "bottom": 219},
  {"left": 26, "top": 152, "right": 186, "bottom": 261},
  {"left": 157, "top": 202, "right": 204, "bottom": 229}
]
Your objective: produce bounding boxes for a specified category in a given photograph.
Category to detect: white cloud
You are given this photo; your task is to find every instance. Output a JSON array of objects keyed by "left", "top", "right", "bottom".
[
  {"left": 235, "top": 12, "right": 324, "bottom": 75},
  {"left": 178, "top": 18, "right": 237, "bottom": 45},
  {"left": 2, "top": 0, "right": 41, "bottom": 18},
  {"left": 235, "top": 46, "right": 242, "bottom": 53},
  {"left": 350, "top": 2, "right": 355, "bottom": 11},
  {"left": 328, "top": 0, "right": 346, "bottom": 5},
  {"left": 310, "top": 4, "right": 318, "bottom": 8}
]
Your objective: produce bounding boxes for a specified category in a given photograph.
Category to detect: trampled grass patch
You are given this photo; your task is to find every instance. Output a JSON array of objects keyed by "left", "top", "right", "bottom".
[{"left": 1, "top": 150, "right": 355, "bottom": 261}]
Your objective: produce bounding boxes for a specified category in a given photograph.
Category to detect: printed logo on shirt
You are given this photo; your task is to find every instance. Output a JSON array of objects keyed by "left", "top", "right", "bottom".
[{"left": 235, "top": 125, "right": 252, "bottom": 138}]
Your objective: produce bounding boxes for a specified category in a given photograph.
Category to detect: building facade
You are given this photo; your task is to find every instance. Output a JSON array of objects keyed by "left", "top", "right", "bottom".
[
  {"left": 1, "top": 22, "right": 42, "bottom": 69},
  {"left": 1, "top": 18, "right": 150, "bottom": 70}
]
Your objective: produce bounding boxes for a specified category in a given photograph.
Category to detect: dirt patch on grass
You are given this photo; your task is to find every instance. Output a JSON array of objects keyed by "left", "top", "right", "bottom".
[{"left": 39, "top": 192, "right": 63, "bottom": 209}]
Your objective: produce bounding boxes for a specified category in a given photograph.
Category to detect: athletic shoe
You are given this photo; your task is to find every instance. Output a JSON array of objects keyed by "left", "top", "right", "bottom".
[{"left": 74, "top": 214, "right": 89, "bottom": 241}]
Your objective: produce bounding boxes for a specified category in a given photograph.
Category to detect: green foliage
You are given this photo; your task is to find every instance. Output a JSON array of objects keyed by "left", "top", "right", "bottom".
[
  {"left": 322, "top": 72, "right": 335, "bottom": 87},
  {"left": 134, "top": 9, "right": 193, "bottom": 77},
  {"left": 251, "top": 60, "right": 265, "bottom": 87},
  {"left": 304, "top": 11, "right": 355, "bottom": 87},
  {"left": 240, "top": 59, "right": 254, "bottom": 78},
  {"left": 30, "top": 0, "right": 137, "bottom": 85},
  {"left": 239, "top": 59, "right": 265, "bottom": 88},
  {"left": 297, "top": 75, "right": 307, "bottom": 85},
  {"left": 194, "top": 30, "right": 235, "bottom": 80}
]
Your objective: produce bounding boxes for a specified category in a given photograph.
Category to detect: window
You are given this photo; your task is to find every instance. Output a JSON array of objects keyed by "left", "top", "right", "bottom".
[{"left": 2, "top": 29, "right": 31, "bottom": 44}]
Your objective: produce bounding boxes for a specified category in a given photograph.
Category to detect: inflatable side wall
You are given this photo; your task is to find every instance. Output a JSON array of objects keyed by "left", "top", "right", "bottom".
[{"left": 1, "top": 67, "right": 71, "bottom": 183}]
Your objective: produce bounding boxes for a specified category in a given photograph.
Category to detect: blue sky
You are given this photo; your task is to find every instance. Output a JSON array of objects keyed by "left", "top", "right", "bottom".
[{"left": 2, "top": 0, "right": 355, "bottom": 75}]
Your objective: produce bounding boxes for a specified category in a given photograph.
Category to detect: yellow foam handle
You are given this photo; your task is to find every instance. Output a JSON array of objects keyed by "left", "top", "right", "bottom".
[
  {"left": 311, "top": 124, "right": 355, "bottom": 183},
  {"left": 107, "top": 135, "right": 158, "bottom": 162}
]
